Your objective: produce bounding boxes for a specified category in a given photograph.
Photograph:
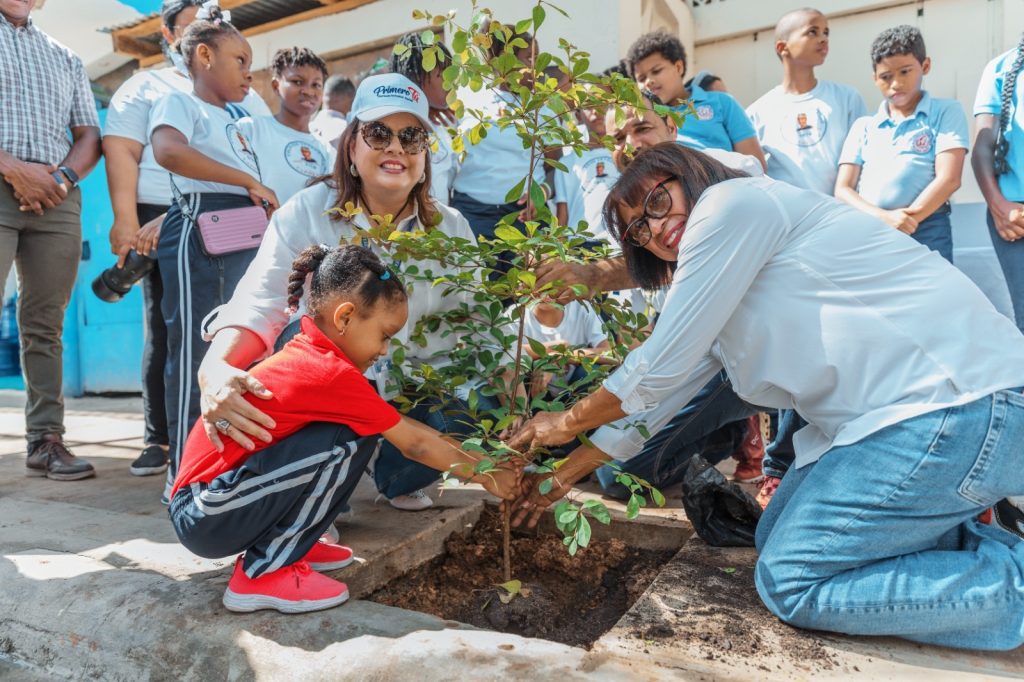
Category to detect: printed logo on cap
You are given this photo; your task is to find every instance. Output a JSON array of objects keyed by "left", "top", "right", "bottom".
[
  {"left": 226, "top": 123, "right": 259, "bottom": 173},
  {"left": 284, "top": 140, "right": 327, "bottom": 177},
  {"left": 911, "top": 131, "right": 933, "bottom": 154},
  {"left": 373, "top": 84, "right": 421, "bottom": 105}
]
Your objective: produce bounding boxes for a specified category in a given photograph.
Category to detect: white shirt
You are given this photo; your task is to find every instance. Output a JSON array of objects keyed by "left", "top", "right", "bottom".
[
  {"left": 148, "top": 91, "right": 261, "bottom": 196},
  {"left": 700, "top": 147, "right": 765, "bottom": 178},
  {"left": 554, "top": 147, "right": 618, "bottom": 243},
  {"left": 202, "top": 182, "right": 476, "bottom": 370},
  {"left": 518, "top": 302, "right": 607, "bottom": 390},
  {"left": 105, "top": 66, "right": 270, "bottom": 206},
  {"left": 309, "top": 109, "right": 347, "bottom": 149},
  {"left": 429, "top": 118, "right": 458, "bottom": 205},
  {"left": 746, "top": 80, "right": 866, "bottom": 195},
  {"left": 453, "top": 90, "right": 555, "bottom": 204},
  {"left": 591, "top": 177, "right": 1024, "bottom": 467},
  {"left": 237, "top": 116, "right": 334, "bottom": 205}
]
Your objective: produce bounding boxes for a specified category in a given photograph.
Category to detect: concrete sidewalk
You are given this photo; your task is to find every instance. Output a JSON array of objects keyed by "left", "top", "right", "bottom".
[{"left": 1, "top": 393, "right": 1022, "bottom": 680}]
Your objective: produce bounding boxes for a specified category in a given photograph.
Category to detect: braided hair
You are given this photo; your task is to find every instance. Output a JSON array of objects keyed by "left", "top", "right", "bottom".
[
  {"left": 995, "top": 33, "right": 1024, "bottom": 176},
  {"left": 391, "top": 31, "right": 452, "bottom": 87},
  {"left": 287, "top": 244, "right": 407, "bottom": 317},
  {"left": 271, "top": 46, "right": 328, "bottom": 80},
  {"left": 176, "top": 5, "right": 242, "bottom": 72}
]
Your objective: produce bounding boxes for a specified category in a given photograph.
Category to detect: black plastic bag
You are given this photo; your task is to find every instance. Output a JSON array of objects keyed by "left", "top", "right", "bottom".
[{"left": 680, "top": 454, "right": 762, "bottom": 547}]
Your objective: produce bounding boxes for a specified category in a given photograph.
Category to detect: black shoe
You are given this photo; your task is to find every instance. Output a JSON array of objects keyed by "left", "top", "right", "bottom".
[
  {"left": 991, "top": 499, "right": 1024, "bottom": 540},
  {"left": 26, "top": 434, "right": 96, "bottom": 481},
  {"left": 130, "top": 445, "right": 169, "bottom": 477}
]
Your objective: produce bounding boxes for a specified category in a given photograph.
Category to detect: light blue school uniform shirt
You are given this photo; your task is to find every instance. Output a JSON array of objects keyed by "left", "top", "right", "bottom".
[
  {"left": 975, "top": 47, "right": 1024, "bottom": 201},
  {"left": 839, "top": 92, "right": 969, "bottom": 210},
  {"left": 670, "top": 82, "right": 757, "bottom": 152},
  {"left": 453, "top": 90, "right": 555, "bottom": 205}
]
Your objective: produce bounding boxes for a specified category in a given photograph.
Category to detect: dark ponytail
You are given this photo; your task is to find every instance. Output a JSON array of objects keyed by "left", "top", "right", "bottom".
[
  {"left": 177, "top": 5, "right": 242, "bottom": 72},
  {"left": 287, "top": 244, "right": 407, "bottom": 317}
]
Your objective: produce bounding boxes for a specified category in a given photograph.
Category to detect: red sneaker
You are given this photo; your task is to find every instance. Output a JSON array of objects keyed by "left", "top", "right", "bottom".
[
  {"left": 304, "top": 538, "right": 355, "bottom": 571},
  {"left": 731, "top": 415, "right": 766, "bottom": 484},
  {"left": 756, "top": 475, "right": 781, "bottom": 510},
  {"left": 222, "top": 556, "right": 349, "bottom": 614}
]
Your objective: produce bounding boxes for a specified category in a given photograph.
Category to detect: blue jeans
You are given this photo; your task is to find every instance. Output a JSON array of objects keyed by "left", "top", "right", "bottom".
[
  {"left": 755, "top": 390, "right": 1024, "bottom": 650},
  {"left": 911, "top": 205, "right": 953, "bottom": 263},
  {"left": 763, "top": 409, "right": 802, "bottom": 479},
  {"left": 988, "top": 210, "right": 1024, "bottom": 332},
  {"left": 595, "top": 371, "right": 759, "bottom": 499}
]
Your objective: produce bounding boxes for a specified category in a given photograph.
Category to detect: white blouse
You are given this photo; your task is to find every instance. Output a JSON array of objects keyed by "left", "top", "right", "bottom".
[
  {"left": 203, "top": 182, "right": 475, "bottom": 370},
  {"left": 592, "top": 177, "right": 1024, "bottom": 467}
]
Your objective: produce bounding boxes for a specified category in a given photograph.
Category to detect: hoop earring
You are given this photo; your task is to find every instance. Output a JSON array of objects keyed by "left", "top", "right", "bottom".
[
  {"left": 339, "top": 323, "right": 348, "bottom": 336},
  {"left": 349, "top": 163, "right": 359, "bottom": 178}
]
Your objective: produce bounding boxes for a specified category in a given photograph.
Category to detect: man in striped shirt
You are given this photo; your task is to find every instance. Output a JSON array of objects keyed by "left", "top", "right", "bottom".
[{"left": 0, "top": 0, "right": 101, "bottom": 480}]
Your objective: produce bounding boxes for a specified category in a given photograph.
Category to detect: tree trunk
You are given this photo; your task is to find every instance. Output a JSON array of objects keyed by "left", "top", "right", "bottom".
[{"left": 502, "top": 503, "right": 512, "bottom": 582}]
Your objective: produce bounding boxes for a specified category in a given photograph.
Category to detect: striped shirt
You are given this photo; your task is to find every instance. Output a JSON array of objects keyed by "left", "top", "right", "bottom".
[{"left": 0, "top": 14, "right": 99, "bottom": 166}]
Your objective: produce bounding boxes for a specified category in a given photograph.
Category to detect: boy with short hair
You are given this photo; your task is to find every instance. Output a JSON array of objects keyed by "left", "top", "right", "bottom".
[
  {"left": 746, "top": 7, "right": 867, "bottom": 195},
  {"left": 835, "top": 25, "right": 967, "bottom": 263},
  {"left": 627, "top": 30, "right": 767, "bottom": 169}
]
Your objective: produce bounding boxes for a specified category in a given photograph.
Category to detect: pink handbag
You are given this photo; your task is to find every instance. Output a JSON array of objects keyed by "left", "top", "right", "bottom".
[{"left": 194, "top": 205, "right": 269, "bottom": 256}]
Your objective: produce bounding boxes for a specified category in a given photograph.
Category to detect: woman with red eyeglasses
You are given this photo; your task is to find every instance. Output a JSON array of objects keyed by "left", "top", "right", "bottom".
[
  {"left": 196, "top": 73, "right": 493, "bottom": 516},
  {"left": 508, "top": 141, "right": 1024, "bottom": 651}
]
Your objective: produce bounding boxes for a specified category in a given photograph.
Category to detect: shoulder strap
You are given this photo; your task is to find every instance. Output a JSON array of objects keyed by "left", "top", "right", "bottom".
[{"left": 995, "top": 35, "right": 1024, "bottom": 175}]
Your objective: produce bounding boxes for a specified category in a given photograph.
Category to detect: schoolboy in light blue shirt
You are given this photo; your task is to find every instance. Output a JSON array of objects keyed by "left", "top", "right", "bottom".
[
  {"left": 835, "top": 25, "right": 968, "bottom": 262},
  {"left": 627, "top": 30, "right": 767, "bottom": 170}
]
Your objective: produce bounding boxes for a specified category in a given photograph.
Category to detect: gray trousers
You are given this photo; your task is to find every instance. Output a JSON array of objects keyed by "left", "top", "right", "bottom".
[{"left": 0, "top": 180, "right": 82, "bottom": 441}]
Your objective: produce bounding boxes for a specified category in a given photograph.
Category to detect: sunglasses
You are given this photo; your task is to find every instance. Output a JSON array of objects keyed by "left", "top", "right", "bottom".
[
  {"left": 359, "top": 121, "right": 431, "bottom": 154},
  {"left": 622, "top": 178, "right": 673, "bottom": 247}
]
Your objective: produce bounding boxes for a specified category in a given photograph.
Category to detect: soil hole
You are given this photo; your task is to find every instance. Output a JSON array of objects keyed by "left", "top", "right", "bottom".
[{"left": 368, "top": 506, "right": 676, "bottom": 648}]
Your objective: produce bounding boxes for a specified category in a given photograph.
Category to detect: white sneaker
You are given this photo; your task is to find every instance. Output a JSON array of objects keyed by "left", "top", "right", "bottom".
[
  {"left": 385, "top": 489, "right": 434, "bottom": 511},
  {"left": 322, "top": 526, "right": 341, "bottom": 544}
]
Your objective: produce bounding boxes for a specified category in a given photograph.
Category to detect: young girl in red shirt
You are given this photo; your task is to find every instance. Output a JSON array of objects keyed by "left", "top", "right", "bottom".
[{"left": 169, "top": 244, "right": 518, "bottom": 614}]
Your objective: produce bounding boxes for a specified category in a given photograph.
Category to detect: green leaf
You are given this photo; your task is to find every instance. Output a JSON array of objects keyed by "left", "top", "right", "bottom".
[
  {"left": 420, "top": 30, "right": 435, "bottom": 46},
  {"left": 532, "top": 4, "right": 546, "bottom": 30},
  {"left": 719, "top": 567, "right": 737, "bottom": 574},
  {"left": 422, "top": 46, "right": 437, "bottom": 72},
  {"left": 567, "top": 539, "right": 578, "bottom": 556},
  {"left": 527, "top": 336, "right": 547, "bottom": 357},
  {"left": 651, "top": 487, "right": 666, "bottom": 507},
  {"left": 538, "top": 478, "right": 553, "bottom": 495},
  {"left": 504, "top": 176, "right": 527, "bottom": 204},
  {"left": 557, "top": 508, "right": 578, "bottom": 525},
  {"left": 515, "top": 18, "right": 532, "bottom": 34},
  {"left": 497, "top": 578, "right": 522, "bottom": 603},
  {"left": 451, "top": 31, "right": 467, "bottom": 54},
  {"left": 494, "top": 224, "right": 526, "bottom": 243},
  {"left": 392, "top": 43, "right": 409, "bottom": 56},
  {"left": 576, "top": 515, "right": 592, "bottom": 548},
  {"left": 582, "top": 499, "right": 611, "bottom": 524},
  {"left": 626, "top": 494, "right": 640, "bottom": 520}
]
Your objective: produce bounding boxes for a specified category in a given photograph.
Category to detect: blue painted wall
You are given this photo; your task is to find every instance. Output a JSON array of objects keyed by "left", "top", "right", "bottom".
[{"left": 64, "top": 106, "right": 146, "bottom": 395}]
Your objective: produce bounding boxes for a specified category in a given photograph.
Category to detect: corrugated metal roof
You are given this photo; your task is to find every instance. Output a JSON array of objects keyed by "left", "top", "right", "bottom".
[{"left": 105, "top": 0, "right": 337, "bottom": 59}]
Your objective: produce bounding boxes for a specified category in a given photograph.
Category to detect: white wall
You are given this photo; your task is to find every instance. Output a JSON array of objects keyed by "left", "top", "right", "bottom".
[{"left": 246, "top": 0, "right": 629, "bottom": 76}]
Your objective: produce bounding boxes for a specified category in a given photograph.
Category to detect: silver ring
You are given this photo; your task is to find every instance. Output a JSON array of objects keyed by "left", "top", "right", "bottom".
[{"left": 214, "top": 418, "right": 231, "bottom": 433}]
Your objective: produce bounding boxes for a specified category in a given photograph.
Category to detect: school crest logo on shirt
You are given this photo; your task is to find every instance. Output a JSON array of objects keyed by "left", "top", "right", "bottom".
[
  {"left": 695, "top": 104, "right": 714, "bottom": 121},
  {"left": 284, "top": 140, "right": 327, "bottom": 177},
  {"left": 226, "top": 123, "right": 259, "bottom": 173},
  {"left": 911, "top": 131, "right": 933, "bottom": 154}
]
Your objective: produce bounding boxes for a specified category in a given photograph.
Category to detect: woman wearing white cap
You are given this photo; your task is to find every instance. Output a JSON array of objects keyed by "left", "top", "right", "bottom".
[{"left": 196, "top": 74, "right": 485, "bottom": 512}]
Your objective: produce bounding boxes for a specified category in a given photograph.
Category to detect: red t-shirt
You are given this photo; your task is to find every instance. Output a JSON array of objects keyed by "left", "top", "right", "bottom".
[{"left": 172, "top": 316, "right": 401, "bottom": 498}]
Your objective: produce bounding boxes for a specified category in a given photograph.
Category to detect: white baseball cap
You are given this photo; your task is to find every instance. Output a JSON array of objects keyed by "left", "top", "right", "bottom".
[{"left": 350, "top": 73, "right": 432, "bottom": 128}]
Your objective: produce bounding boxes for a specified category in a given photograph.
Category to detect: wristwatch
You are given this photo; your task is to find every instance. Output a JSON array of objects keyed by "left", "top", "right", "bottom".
[{"left": 57, "top": 166, "right": 79, "bottom": 188}]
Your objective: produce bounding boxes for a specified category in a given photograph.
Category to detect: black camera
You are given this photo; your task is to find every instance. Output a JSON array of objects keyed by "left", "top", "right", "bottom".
[{"left": 92, "top": 250, "right": 155, "bottom": 303}]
